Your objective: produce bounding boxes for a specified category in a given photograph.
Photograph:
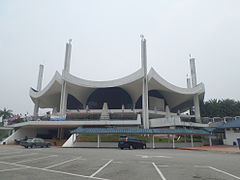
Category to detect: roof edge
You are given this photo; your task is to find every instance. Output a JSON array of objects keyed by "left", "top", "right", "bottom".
[
  {"left": 29, "top": 71, "right": 62, "bottom": 99},
  {"left": 148, "top": 67, "right": 205, "bottom": 95},
  {"left": 62, "top": 68, "right": 144, "bottom": 88}
]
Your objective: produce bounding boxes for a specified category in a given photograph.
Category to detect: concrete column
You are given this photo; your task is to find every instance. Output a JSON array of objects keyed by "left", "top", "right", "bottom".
[
  {"left": 97, "top": 134, "right": 100, "bottom": 148},
  {"left": 184, "top": 135, "right": 187, "bottom": 143},
  {"left": 60, "top": 40, "right": 72, "bottom": 115},
  {"left": 194, "top": 95, "right": 201, "bottom": 123},
  {"left": 165, "top": 105, "right": 171, "bottom": 118},
  {"left": 34, "top": 64, "right": 44, "bottom": 116},
  {"left": 191, "top": 134, "right": 194, "bottom": 147},
  {"left": 190, "top": 58, "right": 197, "bottom": 87},
  {"left": 141, "top": 35, "right": 149, "bottom": 129},
  {"left": 152, "top": 135, "right": 155, "bottom": 149},
  {"left": 64, "top": 40, "right": 72, "bottom": 72},
  {"left": 168, "top": 134, "right": 170, "bottom": 143},
  {"left": 187, "top": 77, "right": 191, "bottom": 89},
  {"left": 172, "top": 135, "right": 175, "bottom": 149},
  {"left": 60, "top": 81, "right": 68, "bottom": 115},
  {"left": 209, "top": 136, "right": 212, "bottom": 146}
]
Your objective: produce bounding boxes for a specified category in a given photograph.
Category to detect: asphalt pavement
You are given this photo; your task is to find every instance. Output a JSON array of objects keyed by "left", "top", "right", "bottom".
[{"left": 0, "top": 145, "right": 239, "bottom": 180}]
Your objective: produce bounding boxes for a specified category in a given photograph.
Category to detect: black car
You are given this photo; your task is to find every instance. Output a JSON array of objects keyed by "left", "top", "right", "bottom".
[
  {"left": 118, "top": 136, "right": 146, "bottom": 149},
  {"left": 15, "top": 137, "right": 28, "bottom": 144},
  {"left": 20, "top": 138, "right": 51, "bottom": 148}
]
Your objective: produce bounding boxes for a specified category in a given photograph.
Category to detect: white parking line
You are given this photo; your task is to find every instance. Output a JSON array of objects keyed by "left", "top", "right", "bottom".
[
  {"left": 0, "top": 167, "right": 28, "bottom": 172},
  {"left": 136, "top": 155, "right": 172, "bottom": 159},
  {"left": 194, "top": 165, "right": 240, "bottom": 179},
  {"left": 208, "top": 166, "right": 240, "bottom": 179},
  {"left": 0, "top": 153, "right": 38, "bottom": 160},
  {"left": 15, "top": 155, "right": 58, "bottom": 163},
  {"left": 152, "top": 162, "right": 167, "bottom": 180},
  {"left": 45, "top": 157, "right": 82, "bottom": 169},
  {"left": 0, "top": 161, "right": 109, "bottom": 180},
  {"left": 90, "top": 160, "right": 113, "bottom": 177}
]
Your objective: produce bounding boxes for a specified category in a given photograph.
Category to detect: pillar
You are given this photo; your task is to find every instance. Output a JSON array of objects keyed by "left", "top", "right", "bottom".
[
  {"left": 172, "top": 135, "right": 175, "bottom": 149},
  {"left": 194, "top": 95, "right": 201, "bottom": 123},
  {"left": 184, "top": 135, "right": 187, "bottom": 143},
  {"left": 152, "top": 135, "right": 155, "bottom": 149},
  {"left": 189, "top": 58, "right": 201, "bottom": 123},
  {"left": 34, "top": 64, "right": 44, "bottom": 116},
  {"left": 97, "top": 134, "right": 100, "bottom": 148},
  {"left": 60, "top": 40, "right": 72, "bottom": 115},
  {"left": 209, "top": 136, "right": 212, "bottom": 146},
  {"left": 190, "top": 58, "right": 197, "bottom": 87},
  {"left": 141, "top": 35, "right": 149, "bottom": 129},
  {"left": 165, "top": 105, "right": 171, "bottom": 118},
  {"left": 187, "top": 77, "right": 191, "bottom": 88},
  {"left": 191, "top": 134, "right": 194, "bottom": 147}
]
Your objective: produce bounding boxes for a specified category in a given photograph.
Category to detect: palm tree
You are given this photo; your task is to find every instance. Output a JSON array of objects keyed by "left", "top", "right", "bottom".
[{"left": 0, "top": 108, "right": 13, "bottom": 120}]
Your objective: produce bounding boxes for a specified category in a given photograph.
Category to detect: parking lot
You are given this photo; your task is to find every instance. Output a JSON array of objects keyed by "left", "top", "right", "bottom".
[{"left": 0, "top": 145, "right": 240, "bottom": 180}]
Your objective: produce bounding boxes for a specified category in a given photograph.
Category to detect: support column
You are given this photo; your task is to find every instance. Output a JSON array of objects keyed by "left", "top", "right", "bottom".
[
  {"left": 34, "top": 64, "right": 44, "bottom": 116},
  {"left": 152, "top": 135, "right": 155, "bottom": 149},
  {"left": 184, "top": 135, "right": 187, "bottom": 143},
  {"left": 209, "top": 136, "right": 212, "bottom": 146},
  {"left": 172, "top": 135, "right": 175, "bottom": 149},
  {"left": 60, "top": 40, "right": 72, "bottom": 115},
  {"left": 191, "top": 134, "right": 194, "bottom": 147},
  {"left": 194, "top": 95, "right": 201, "bottom": 123},
  {"left": 190, "top": 58, "right": 197, "bottom": 87},
  {"left": 168, "top": 134, "right": 170, "bottom": 143},
  {"left": 141, "top": 35, "right": 149, "bottom": 129},
  {"left": 97, "top": 134, "right": 100, "bottom": 148},
  {"left": 189, "top": 57, "right": 201, "bottom": 123}
]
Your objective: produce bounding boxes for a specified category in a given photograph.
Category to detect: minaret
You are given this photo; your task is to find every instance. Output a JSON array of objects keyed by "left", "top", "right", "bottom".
[
  {"left": 33, "top": 64, "right": 44, "bottom": 116},
  {"left": 186, "top": 74, "right": 191, "bottom": 88},
  {"left": 60, "top": 40, "right": 72, "bottom": 115},
  {"left": 190, "top": 58, "right": 197, "bottom": 87},
  {"left": 141, "top": 35, "right": 149, "bottom": 129},
  {"left": 189, "top": 57, "right": 201, "bottom": 123}
]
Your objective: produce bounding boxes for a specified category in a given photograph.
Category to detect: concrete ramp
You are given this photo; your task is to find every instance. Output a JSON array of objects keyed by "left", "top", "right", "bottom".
[{"left": 1, "top": 128, "right": 36, "bottom": 145}]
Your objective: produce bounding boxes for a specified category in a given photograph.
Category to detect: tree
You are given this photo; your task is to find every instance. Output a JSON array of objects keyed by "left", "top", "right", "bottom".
[
  {"left": 0, "top": 108, "right": 13, "bottom": 120},
  {"left": 200, "top": 99, "right": 240, "bottom": 117}
]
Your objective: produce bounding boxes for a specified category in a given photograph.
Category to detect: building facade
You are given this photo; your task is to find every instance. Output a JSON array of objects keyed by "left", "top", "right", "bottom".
[{"left": 2, "top": 37, "right": 209, "bottom": 145}]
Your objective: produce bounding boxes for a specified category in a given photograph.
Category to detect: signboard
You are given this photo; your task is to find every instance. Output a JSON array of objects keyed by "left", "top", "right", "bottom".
[{"left": 50, "top": 115, "right": 66, "bottom": 121}]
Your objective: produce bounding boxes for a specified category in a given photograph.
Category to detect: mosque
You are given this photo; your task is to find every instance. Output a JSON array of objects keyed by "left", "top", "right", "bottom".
[{"left": 2, "top": 36, "right": 209, "bottom": 146}]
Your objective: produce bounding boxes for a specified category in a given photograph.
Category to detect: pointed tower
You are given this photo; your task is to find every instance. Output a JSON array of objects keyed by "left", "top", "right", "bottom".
[
  {"left": 33, "top": 64, "right": 44, "bottom": 116},
  {"left": 141, "top": 35, "right": 149, "bottom": 129},
  {"left": 60, "top": 40, "right": 72, "bottom": 115}
]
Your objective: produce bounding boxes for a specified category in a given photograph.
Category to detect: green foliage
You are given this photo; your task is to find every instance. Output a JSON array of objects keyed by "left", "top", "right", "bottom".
[
  {"left": 200, "top": 99, "right": 240, "bottom": 117},
  {"left": 0, "top": 108, "right": 13, "bottom": 119},
  {"left": 0, "top": 130, "right": 8, "bottom": 138}
]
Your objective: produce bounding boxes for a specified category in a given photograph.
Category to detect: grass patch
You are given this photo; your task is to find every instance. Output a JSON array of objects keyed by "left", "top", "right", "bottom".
[{"left": 76, "top": 134, "right": 204, "bottom": 143}]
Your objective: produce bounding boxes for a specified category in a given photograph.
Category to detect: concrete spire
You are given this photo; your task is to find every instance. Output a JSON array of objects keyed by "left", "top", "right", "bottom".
[
  {"left": 186, "top": 74, "right": 191, "bottom": 88},
  {"left": 141, "top": 35, "right": 149, "bottom": 129},
  {"left": 60, "top": 40, "right": 72, "bottom": 115},
  {"left": 190, "top": 58, "right": 197, "bottom": 87},
  {"left": 64, "top": 39, "right": 72, "bottom": 73},
  {"left": 189, "top": 57, "right": 201, "bottom": 122},
  {"left": 34, "top": 64, "right": 44, "bottom": 116}
]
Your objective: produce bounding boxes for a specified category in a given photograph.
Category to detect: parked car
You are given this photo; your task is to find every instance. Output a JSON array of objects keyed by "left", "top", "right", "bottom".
[
  {"left": 15, "top": 136, "right": 29, "bottom": 144},
  {"left": 20, "top": 138, "right": 51, "bottom": 148},
  {"left": 118, "top": 136, "right": 146, "bottom": 149}
]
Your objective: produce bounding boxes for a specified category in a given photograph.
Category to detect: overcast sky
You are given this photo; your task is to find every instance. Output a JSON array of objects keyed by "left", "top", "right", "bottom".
[{"left": 0, "top": 0, "right": 239, "bottom": 115}]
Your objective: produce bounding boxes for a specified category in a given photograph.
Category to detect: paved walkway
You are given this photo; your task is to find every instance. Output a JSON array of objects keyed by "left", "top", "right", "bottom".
[{"left": 178, "top": 145, "right": 240, "bottom": 152}]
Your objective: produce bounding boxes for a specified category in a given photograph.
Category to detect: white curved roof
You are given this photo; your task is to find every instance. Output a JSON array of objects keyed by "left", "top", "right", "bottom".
[
  {"left": 62, "top": 68, "right": 144, "bottom": 88},
  {"left": 148, "top": 68, "right": 205, "bottom": 95},
  {"left": 29, "top": 67, "right": 205, "bottom": 111}
]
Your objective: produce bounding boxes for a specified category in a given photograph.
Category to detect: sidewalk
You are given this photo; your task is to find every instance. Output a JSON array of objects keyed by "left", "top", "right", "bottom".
[{"left": 178, "top": 145, "right": 240, "bottom": 153}]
